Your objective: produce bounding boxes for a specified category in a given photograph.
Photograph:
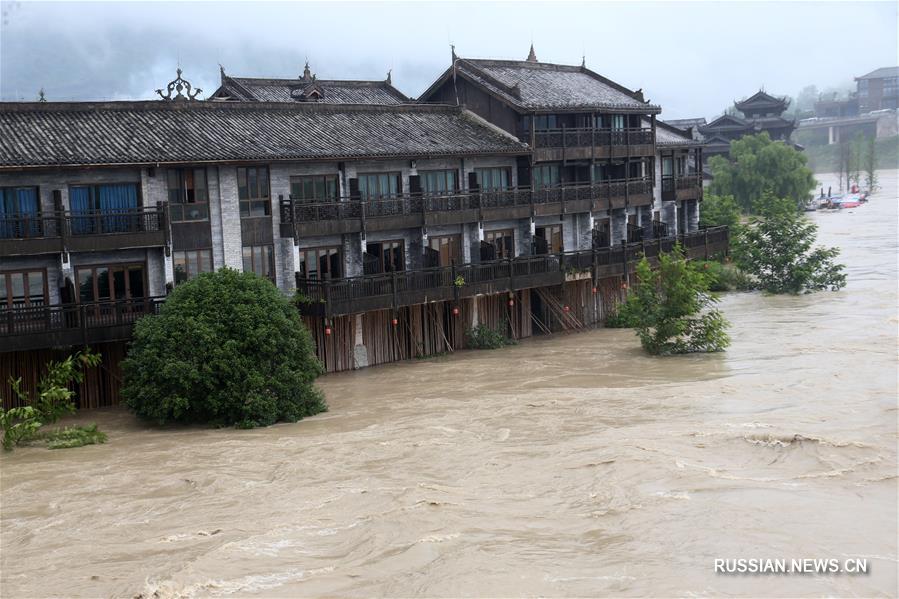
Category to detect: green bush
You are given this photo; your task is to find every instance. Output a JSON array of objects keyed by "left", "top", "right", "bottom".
[
  {"left": 693, "top": 260, "right": 754, "bottom": 292},
  {"left": 2, "top": 349, "right": 104, "bottom": 451},
  {"left": 699, "top": 194, "right": 743, "bottom": 232},
  {"left": 465, "top": 323, "right": 515, "bottom": 349},
  {"left": 0, "top": 406, "right": 41, "bottom": 451},
  {"left": 122, "top": 269, "right": 326, "bottom": 428},
  {"left": 618, "top": 246, "right": 731, "bottom": 355},
  {"left": 43, "top": 424, "right": 108, "bottom": 449}
]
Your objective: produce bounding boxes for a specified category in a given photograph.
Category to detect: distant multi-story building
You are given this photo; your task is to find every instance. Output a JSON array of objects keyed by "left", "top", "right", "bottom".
[
  {"left": 855, "top": 66, "right": 899, "bottom": 113},
  {"left": 1, "top": 54, "right": 726, "bottom": 408}
]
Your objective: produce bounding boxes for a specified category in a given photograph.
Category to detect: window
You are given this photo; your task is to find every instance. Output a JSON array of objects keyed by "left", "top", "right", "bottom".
[
  {"left": 167, "top": 169, "right": 209, "bottom": 222},
  {"left": 290, "top": 174, "right": 339, "bottom": 202},
  {"left": 535, "top": 225, "right": 563, "bottom": 254},
  {"left": 610, "top": 115, "right": 625, "bottom": 131},
  {"left": 76, "top": 264, "right": 145, "bottom": 303},
  {"left": 0, "top": 270, "right": 47, "bottom": 310},
  {"left": 366, "top": 240, "right": 404, "bottom": 273},
  {"left": 420, "top": 170, "right": 458, "bottom": 195},
  {"left": 238, "top": 167, "right": 270, "bottom": 217},
  {"left": 173, "top": 249, "right": 213, "bottom": 285},
  {"left": 0, "top": 187, "right": 40, "bottom": 238},
  {"left": 358, "top": 172, "right": 400, "bottom": 200},
  {"left": 883, "top": 77, "right": 898, "bottom": 97},
  {"left": 662, "top": 157, "right": 674, "bottom": 177},
  {"left": 534, "top": 114, "right": 558, "bottom": 130},
  {"left": 242, "top": 245, "right": 274, "bottom": 280},
  {"left": 532, "top": 164, "right": 560, "bottom": 189},
  {"left": 858, "top": 79, "right": 869, "bottom": 98},
  {"left": 427, "top": 234, "right": 462, "bottom": 267},
  {"left": 69, "top": 183, "right": 140, "bottom": 234},
  {"left": 485, "top": 229, "right": 515, "bottom": 259},
  {"left": 299, "top": 246, "right": 341, "bottom": 279},
  {"left": 475, "top": 168, "right": 511, "bottom": 191}
]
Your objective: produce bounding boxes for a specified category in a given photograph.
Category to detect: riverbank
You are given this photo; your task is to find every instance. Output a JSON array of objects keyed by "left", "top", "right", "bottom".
[{"left": 1, "top": 171, "right": 896, "bottom": 598}]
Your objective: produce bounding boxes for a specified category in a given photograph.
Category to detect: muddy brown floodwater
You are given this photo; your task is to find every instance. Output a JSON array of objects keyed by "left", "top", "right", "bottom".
[{"left": 1, "top": 171, "right": 897, "bottom": 598}]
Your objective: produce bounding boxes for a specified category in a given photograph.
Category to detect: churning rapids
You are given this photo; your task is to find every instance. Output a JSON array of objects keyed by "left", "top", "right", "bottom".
[{"left": 1, "top": 171, "right": 897, "bottom": 598}]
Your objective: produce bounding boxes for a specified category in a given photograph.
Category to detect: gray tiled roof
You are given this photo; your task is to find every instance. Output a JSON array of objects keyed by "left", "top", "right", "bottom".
[
  {"left": 448, "top": 59, "right": 659, "bottom": 113},
  {"left": 0, "top": 102, "right": 527, "bottom": 169},
  {"left": 664, "top": 117, "right": 706, "bottom": 129},
  {"left": 654, "top": 121, "right": 702, "bottom": 147},
  {"left": 856, "top": 66, "right": 899, "bottom": 80},
  {"left": 214, "top": 76, "right": 409, "bottom": 105}
]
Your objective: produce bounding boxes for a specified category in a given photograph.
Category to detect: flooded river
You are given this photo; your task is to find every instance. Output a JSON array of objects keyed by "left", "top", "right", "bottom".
[{"left": 1, "top": 171, "right": 896, "bottom": 598}]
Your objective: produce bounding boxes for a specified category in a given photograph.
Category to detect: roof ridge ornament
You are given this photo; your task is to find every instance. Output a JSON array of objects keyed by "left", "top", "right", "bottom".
[
  {"left": 526, "top": 43, "right": 538, "bottom": 62},
  {"left": 302, "top": 61, "right": 315, "bottom": 83},
  {"left": 38, "top": 88, "right": 46, "bottom": 102},
  {"left": 386, "top": 69, "right": 392, "bottom": 85},
  {"left": 157, "top": 68, "right": 202, "bottom": 101}
]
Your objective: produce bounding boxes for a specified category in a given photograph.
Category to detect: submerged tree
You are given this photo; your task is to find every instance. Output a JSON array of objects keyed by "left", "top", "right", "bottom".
[
  {"left": 617, "top": 246, "right": 730, "bottom": 355},
  {"left": 698, "top": 193, "right": 742, "bottom": 232},
  {"left": 708, "top": 132, "right": 815, "bottom": 213},
  {"left": 735, "top": 195, "right": 846, "bottom": 294},
  {"left": 122, "top": 269, "right": 326, "bottom": 428},
  {"left": 864, "top": 135, "right": 878, "bottom": 192}
]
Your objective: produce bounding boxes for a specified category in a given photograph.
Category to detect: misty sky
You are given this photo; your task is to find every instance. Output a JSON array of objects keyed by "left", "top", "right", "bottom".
[{"left": 1, "top": 1, "right": 896, "bottom": 120}]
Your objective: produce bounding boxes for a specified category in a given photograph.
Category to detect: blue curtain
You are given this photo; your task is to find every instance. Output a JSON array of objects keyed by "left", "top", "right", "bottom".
[
  {"left": 98, "top": 184, "right": 138, "bottom": 233},
  {"left": 69, "top": 186, "right": 92, "bottom": 234},
  {"left": 0, "top": 189, "right": 10, "bottom": 239},
  {"left": 16, "top": 188, "right": 39, "bottom": 237},
  {"left": 0, "top": 188, "right": 39, "bottom": 238}
]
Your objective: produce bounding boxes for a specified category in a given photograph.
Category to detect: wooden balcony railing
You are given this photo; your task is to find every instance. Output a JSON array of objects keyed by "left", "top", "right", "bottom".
[
  {"left": 296, "top": 226, "right": 730, "bottom": 317},
  {"left": 0, "top": 297, "right": 166, "bottom": 353},
  {"left": 280, "top": 179, "right": 654, "bottom": 232},
  {"left": 0, "top": 205, "right": 169, "bottom": 255},
  {"left": 526, "top": 127, "right": 654, "bottom": 149},
  {"left": 661, "top": 174, "right": 703, "bottom": 202}
]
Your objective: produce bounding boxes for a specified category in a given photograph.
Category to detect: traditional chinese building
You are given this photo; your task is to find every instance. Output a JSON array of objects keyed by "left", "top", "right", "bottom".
[
  {"left": 1, "top": 59, "right": 726, "bottom": 409},
  {"left": 696, "top": 91, "right": 797, "bottom": 163}
]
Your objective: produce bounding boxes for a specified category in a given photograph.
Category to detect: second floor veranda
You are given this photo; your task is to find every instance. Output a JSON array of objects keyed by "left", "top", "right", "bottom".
[
  {"left": 279, "top": 178, "right": 657, "bottom": 238},
  {"left": 0, "top": 204, "right": 169, "bottom": 257}
]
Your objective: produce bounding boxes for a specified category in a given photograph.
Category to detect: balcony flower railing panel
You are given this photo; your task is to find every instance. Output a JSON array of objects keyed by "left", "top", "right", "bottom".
[
  {"left": 530, "top": 128, "right": 653, "bottom": 149},
  {"left": 282, "top": 179, "right": 654, "bottom": 227},
  {"left": 0, "top": 207, "right": 165, "bottom": 240}
]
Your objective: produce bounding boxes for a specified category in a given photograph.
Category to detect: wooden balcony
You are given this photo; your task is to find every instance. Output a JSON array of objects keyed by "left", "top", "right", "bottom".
[
  {"left": 661, "top": 174, "right": 703, "bottom": 203},
  {"left": 527, "top": 127, "right": 655, "bottom": 162},
  {"left": 279, "top": 179, "right": 654, "bottom": 239},
  {"left": 0, "top": 297, "right": 165, "bottom": 353},
  {"left": 0, "top": 205, "right": 169, "bottom": 257},
  {"left": 296, "top": 226, "right": 730, "bottom": 317}
]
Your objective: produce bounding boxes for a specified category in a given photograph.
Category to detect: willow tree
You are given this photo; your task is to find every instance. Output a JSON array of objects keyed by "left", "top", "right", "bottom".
[{"left": 709, "top": 132, "right": 815, "bottom": 212}]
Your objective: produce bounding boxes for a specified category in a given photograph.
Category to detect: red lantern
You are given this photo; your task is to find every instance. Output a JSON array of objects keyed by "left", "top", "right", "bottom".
[
  {"left": 591, "top": 286, "right": 598, "bottom": 294},
  {"left": 563, "top": 305, "right": 570, "bottom": 313},
  {"left": 621, "top": 281, "right": 628, "bottom": 290},
  {"left": 392, "top": 318, "right": 398, "bottom": 326},
  {"left": 508, "top": 299, "right": 515, "bottom": 307},
  {"left": 452, "top": 307, "right": 460, "bottom": 316},
  {"left": 324, "top": 326, "right": 332, "bottom": 336}
]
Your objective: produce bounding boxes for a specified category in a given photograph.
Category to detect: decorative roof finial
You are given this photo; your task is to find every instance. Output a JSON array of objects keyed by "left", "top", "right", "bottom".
[
  {"left": 386, "top": 69, "right": 392, "bottom": 85},
  {"left": 219, "top": 64, "right": 226, "bottom": 83},
  {"left": 38, "top": 88, "right": 46, "bottom": 102},
  {"left": 451, "top": 44, "right": 457, "bottom": 62},
  {"left": 581, "top": 54, "right": 586, "bottom": 68},
  {"left": 526, "top": 43, "right": 538, "bottom": 62},
  {"left": 156, "top": 68, "right": 202, "bottom": 101},
  {"left": 302, "top": 61, "right": 313, "bottom": 82}
]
